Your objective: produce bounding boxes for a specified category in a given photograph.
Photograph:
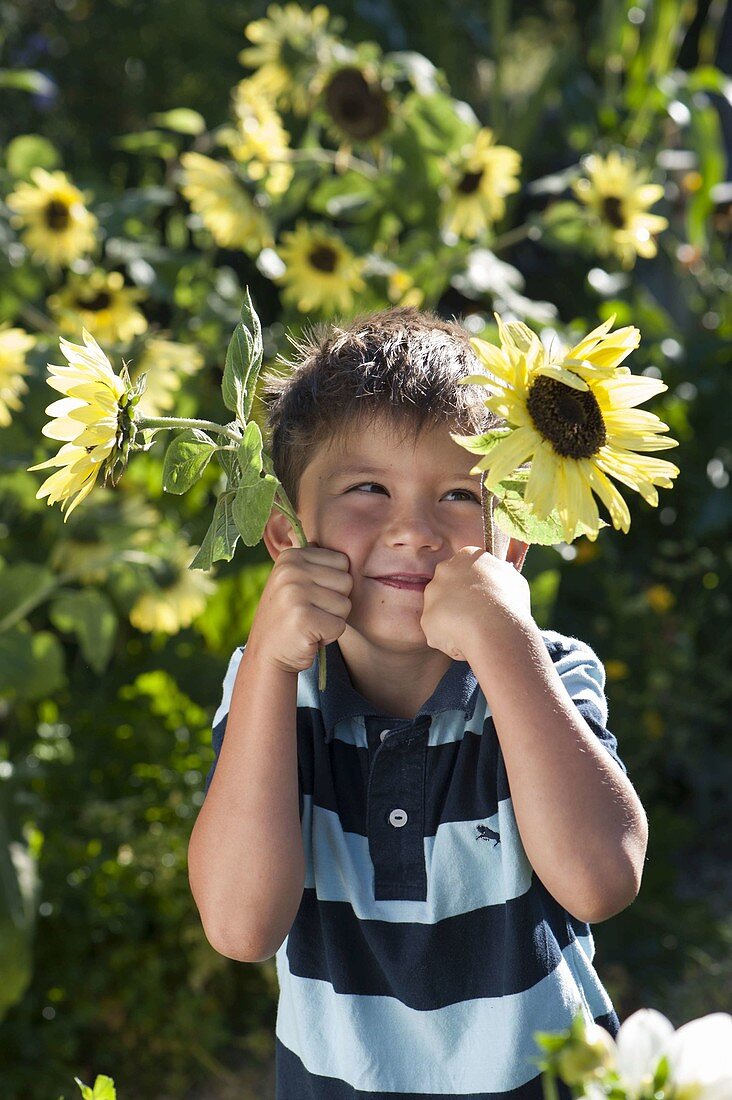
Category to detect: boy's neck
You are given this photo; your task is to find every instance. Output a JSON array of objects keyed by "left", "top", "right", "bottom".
[{"left": 337, "top": 632, "right": 453, "bottom": 720}]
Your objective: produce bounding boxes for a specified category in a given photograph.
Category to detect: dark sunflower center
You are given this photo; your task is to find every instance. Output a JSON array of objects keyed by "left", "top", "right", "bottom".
[
  {"left": 308, "top": 245, "right": 338, "bottom": 273},
  {"left": 457, "top": 170, "right": 484, "bottom": 195},
  {"left": 46, "top": 199, "right": 71, "bottom": 231},
  {"left": 602, "top": 196, "right": 626, "bottom": 229},
  {"left": 323, "top": 67, "right": 390, "bottom": 141},
  {"left": 153, "top": 560, "right": 179, "bottom": 589},
  {"left": 526, "top": 375, "right": 607, "bottom": 459},
  {"left": 77, "top": 291, "right": 111, "bottom": 311}
]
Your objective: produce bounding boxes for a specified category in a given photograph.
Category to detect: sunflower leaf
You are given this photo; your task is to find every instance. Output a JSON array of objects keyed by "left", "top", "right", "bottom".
[
  {"left": 450, "top": 428, "right": 511, "bottom": 456},
  {"left": 48, "top": 589, "right": 117, "bottom": 674},
  {"left": 236, "top": 420, "right": 264, "bottom": 481},
  {"left": 491, "top": 474, "right": 609, "bottom": 545},
  {"left": 190, "top": 491, "right": 239, "bottom": 570},
  {"left": 162, "top": 429, "right": 217, "bottom": 495},
  {"left": 240, "top": 288, "right": 264, "bottom": 424},
  {"left": 221, "top": 326, "right": 250, "bottom": 425},
  {"left": 232, "top": 474, "right": 279, "bottom": 547}
]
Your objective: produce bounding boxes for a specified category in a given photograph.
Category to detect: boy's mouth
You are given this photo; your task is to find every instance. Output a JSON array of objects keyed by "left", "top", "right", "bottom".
[{"left": 372, "top": 574, "right": 431, "bottom": 591}]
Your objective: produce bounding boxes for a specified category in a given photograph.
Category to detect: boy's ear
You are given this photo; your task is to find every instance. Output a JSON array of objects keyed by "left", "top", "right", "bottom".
[{"left": 262, "top": 506, "right": 300, "bottom": 561}]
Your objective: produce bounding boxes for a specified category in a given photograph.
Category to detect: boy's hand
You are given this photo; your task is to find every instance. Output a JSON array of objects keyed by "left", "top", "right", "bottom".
[
  {"left": 249, "top": 542, "right": 353, "bottom": 675},
  {"left": 420, "top": 546, "right": 533, "bottom": 663}
]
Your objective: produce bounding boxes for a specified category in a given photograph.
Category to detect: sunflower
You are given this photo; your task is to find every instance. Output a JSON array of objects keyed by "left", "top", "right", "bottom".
[
  {"left": 28, "top": 328, "right": 143, "bottom": 521},
  {"left": 225, "top": 79, "right": 293, "bottom": 196},
  {"left": 178, "top": 152, "right": 272, "bottom": 253},
  {"left": 572, "top": 151, "right": 668, "bottom": 268},
  {"left": 129, "top": 543, "right": 215, "bottom": 634},
  {"left": 319, "top": 64, "right": 392, "bottom": 153},
  {"left": 275, "top": 221, "right": 366, "bottom": 314},
  {"left": 0, "top": 326, "right": 36, "bottom": 427},
  {"left": 131, "top": 337, "right": 205, "bottom": 417},
  {"left": 5, "top": 167, "right": 98, "bottom": 270},
  {"left": 47, "top": 269, "right": 148, "bottom": 346},
  {"left": 239, "top": 2, "right": 334, "bottom": 114},
  {"left": 459, "top": 314, "right": 680, "bottom": 542},
  {"left": 387, "top": 269, "right": 425, "bottom": 308},
  {"left": 441, "top": 128, "right": 522, "bottom": 240}
]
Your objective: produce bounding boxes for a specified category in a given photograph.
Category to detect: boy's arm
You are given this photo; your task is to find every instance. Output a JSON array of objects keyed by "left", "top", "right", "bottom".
[
  {"left": 467, "top": 618, "right": 648, "bottom": 924},
  {"left": 187, "top": 638, "right": 305, "bottom": 962}
]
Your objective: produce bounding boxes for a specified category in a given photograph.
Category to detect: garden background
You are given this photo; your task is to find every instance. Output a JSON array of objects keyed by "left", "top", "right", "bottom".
[{"left": 0, "top": 0, "right": 730, "bottom": 1096}]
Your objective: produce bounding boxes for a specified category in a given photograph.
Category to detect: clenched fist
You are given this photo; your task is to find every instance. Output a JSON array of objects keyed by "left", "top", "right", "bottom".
[{"left": 249, "top": 542, "right": 353, "bottom": 675}]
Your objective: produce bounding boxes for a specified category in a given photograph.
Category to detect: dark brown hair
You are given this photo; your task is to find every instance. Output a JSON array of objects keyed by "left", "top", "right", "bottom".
[{"left": 260, "top": 305, "right": 505, "bottom": 511}]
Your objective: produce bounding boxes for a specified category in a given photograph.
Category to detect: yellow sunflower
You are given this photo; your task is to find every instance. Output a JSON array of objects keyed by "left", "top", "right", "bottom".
[
  {"left": 224, "top": 78, "right": 293, "bottom": 196},
  {"left": 319, "top": 64, "right": 392, "bottom": 154},
  {"left": 129, "top": 543, "right": 215, "bottom": 634},
  {"left": 28, "top": 328, "right": 142, "bottom": 520},
  {"left": 239, "top": 2, "right": 334, "bottom": 114},
  {"left": 0, "top": 326, "right": 36, "bottom": 427},
  {"left": 387, "top": 269, "right": 425, "bottom": 308},
  {"left": 572, "top": 151, "right": 668, "bottom": 268},
  {"left": 131, "top": 337, "right": 205, "bottom": 417},
  {"left": 5, "top": 167, "right": 98, "bottom": 270},
  {"left": 178, "top": 152, "right": 272, "bottom": 253},
  {"left": 275, "top": 221, "right": 366, "bottom": 314},
  {"left": 458, "top": 314, "right": 680, "bottom": 542},
  {"left": 47, "top": 269, "right": 148, "bottom": 345},
  {"left": 441, "top": 128, "right": 522, "bottom": 239}
]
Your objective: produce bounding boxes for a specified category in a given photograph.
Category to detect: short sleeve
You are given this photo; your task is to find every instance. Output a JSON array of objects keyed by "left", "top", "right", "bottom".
[
  {"left": 203, "top": 645, "right": 246, "bottom": 797},
  {"left": 543, "top": 631, "right": 628, "bottom": 776}
]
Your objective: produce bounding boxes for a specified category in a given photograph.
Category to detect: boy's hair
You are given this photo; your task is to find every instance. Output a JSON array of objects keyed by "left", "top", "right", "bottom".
[{"left": 260, "top": 305, "right": 506, "bottom": 511}]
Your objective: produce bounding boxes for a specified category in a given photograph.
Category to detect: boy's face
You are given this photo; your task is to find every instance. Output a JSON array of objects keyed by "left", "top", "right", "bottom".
[{"left": 264, "top": 413, "right": 529, "bottom": 658}]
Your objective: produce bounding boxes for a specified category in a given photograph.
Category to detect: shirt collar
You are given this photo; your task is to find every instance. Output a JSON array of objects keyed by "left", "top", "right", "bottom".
[{"left": 318, "top": 640, "right": 480, "bottom": 743}]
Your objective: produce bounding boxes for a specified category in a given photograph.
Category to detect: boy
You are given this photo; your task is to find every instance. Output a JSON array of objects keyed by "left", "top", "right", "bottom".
[{"left": 187, "top": 306, "right": 648, "bottom": 1098}]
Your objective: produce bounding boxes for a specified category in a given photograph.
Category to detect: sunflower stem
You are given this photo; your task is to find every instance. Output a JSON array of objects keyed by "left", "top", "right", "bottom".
[
  {"left": 135, "top": 416, "right": 242, "bottom": 443},
  {"left": 481, "top": 472, "right": 495, "bottom": 556},
  {"left": 278, "top": 147, "right": 379, "bottom": 180},
  {"left": 491, "top": 222, "right": 535, "bottom": 252},
  {"left": 271, "top": 486, "right": 328, "bottom": 692}
]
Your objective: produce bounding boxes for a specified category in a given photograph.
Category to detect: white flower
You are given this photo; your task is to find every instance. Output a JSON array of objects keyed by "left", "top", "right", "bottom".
[
  {"left": 664, "top": 1012, "right": 732, "bottom": 1099},
  {"left": 615, "top": 1008, "right": 675, "bottom": 1097}
]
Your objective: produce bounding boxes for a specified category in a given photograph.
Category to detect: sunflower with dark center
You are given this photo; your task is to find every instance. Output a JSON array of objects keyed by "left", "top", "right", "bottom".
[
  {"left": 572, "top": 151, "right": 668, "bottom": 269},
  {"left": 322, "top": 66, "right": 391, "bottom": 144},
  {"left": 441, "top": 128, "right": 522, "bottom": 240},
  {"left": 47, "top": 269, "right": 148, "bottom": 345},
  {"left": 275, "top": 221, "right": 366, "bottom": 314},
  {"left": 6, "top": 167, "right": 98, "bottom": 271},
  {"left": 456, "top": 313, "right": 680, "bottom": 542},
  {"left": 239, "top": 3, "right": 335, "bottom": 115}
]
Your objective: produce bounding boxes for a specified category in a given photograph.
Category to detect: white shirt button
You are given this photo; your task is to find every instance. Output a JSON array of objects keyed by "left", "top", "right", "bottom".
[
  {"left": 380, "top": 729, "right": 390, "bottom": 742},
  {"left": 389, "top": 808, "right": 408, "bottom": 828}
]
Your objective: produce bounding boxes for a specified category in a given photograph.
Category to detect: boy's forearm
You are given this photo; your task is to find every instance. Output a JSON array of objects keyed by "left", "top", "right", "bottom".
[
  {"left": 466, "top": 617, "right": 648, "bottom": 924},
  {"left": 187, "top": 641, "right": 305, "bottom": 961}
]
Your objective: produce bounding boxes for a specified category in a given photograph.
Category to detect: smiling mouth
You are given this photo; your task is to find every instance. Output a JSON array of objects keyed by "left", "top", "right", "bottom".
[{"left": 373, "top": 577, "right": 429, "bottom": 591}]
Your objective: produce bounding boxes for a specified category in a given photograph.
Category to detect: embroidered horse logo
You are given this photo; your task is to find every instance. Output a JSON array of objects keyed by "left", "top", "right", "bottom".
[{"left": 476, "top": 824, "right": 500, "bottom": 846}]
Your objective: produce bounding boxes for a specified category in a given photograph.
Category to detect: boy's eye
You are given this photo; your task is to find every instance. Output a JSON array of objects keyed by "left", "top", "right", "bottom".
[{"left": 349, "top": 482, "right": 480, "bottom": 502}]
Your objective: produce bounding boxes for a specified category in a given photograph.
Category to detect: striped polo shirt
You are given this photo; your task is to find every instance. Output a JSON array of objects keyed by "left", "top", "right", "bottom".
[{"left": 204, "top": 628, "right": 627, "bottom": 1099}]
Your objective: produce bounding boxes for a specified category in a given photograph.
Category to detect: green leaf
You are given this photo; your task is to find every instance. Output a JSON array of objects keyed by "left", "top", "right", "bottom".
[
  {"left": 190, "top": 491, "right": 239, "bottom": 570},
  {"left": 0, "top": 627, "right": 65, "bottom": 699},
  {"left": 491, "top": 471, "right": 610, "bottom": 545},
  {"left": 237, "top": 420, "right": 264, "bottom": 479},
  {"left": 0, "top": 69, "right": 56, "bottom": 96},
  {"left": 5, "top": 134, "right": 60, "bottom": 176},
  {"left": 240, "top": 287, "right": 264, "bottom": 424},
  {"left": 150, "top": 108, "right": 206, "bottom": 134},
  {"left": 232, "top": 473, "right": 279, "bottom": 546},
  {"left": 74, "top": 1076, "right": 116, "bottom": 1100},
  {"left": 0, "top": 564, "right": 55, "bottom": 627},
  {"left": 162, "top": 429, "right": 217, "bottom": 494},
  {"left": 48, "top": 590, "right": 117, "bottom": 674},
  {"left": 0, "top": 811, "right": 38, "bottom": 1024},
  {"left": 450, "top": 429, "right": 511, "bottom": 457}
]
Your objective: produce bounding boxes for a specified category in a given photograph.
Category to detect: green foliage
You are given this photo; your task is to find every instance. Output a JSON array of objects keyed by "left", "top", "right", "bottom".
[{"left": 0, "top": 0, "right": 730, "bottom": 1095}]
